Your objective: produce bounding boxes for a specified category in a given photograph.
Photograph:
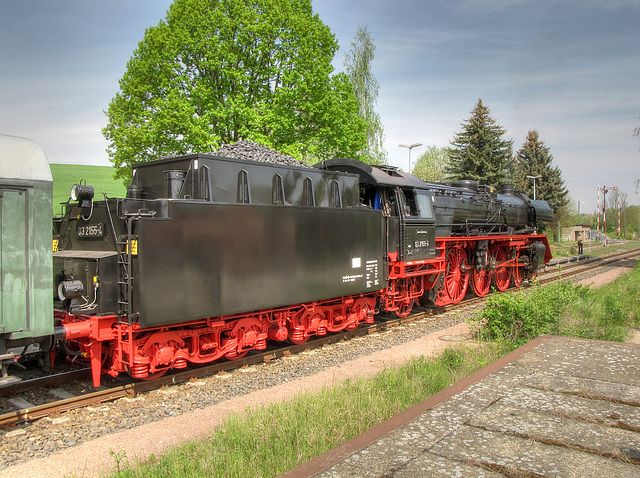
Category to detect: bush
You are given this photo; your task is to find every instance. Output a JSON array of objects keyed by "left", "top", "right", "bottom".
[
  {"left": 473, "top": 263, "right": 640, "bottom": 346},
  {"left": 472, "top": 281, "right": 589, "bottom": 346}
]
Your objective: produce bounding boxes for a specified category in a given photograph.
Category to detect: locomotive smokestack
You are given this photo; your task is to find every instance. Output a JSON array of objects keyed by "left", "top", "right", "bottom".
[{"left": 501, "top": 184, "right": 515, "bottom": 195}]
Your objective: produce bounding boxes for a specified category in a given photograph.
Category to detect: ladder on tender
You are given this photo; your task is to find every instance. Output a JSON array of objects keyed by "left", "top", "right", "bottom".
[
  {"left": 117, "top": 215, "right": 136, "bottom": 324},
  {"left": 116, "top": 211, "right": 155, "bottom": 326}
]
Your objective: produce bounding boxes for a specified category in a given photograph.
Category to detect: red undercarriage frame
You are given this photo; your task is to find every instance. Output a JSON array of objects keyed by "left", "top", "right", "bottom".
[
  {"left": 57, "top": 295, "right": 376, "bottom": 387},
  {"left": 383, "top": 234, "right": 551, "bottom": 314},
  {"left": 57, "top": 234, "right": 550, "bottom": 387}
]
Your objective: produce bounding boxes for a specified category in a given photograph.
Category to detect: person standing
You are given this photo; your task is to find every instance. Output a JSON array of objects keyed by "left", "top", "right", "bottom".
[{"left": 577, "top": 232, "right": 584, "bottom": 255}]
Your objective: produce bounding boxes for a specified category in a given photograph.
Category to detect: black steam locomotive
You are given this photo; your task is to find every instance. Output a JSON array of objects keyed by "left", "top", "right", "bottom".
[{"left": 1, "top": 136, "right": 552, "bottom": 386}]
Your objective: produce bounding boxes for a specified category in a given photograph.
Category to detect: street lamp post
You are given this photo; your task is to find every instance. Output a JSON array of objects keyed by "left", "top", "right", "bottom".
[
  {"left": 398, "top": 142, "right": 422, "bottom": 173},
  {"left": 526, "top": 175, "right": 542, "bottom": 200}
]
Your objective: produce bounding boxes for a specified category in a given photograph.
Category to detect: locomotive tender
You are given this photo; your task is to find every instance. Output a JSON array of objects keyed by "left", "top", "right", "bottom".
[{"left": 0, "top": 135, "right": 552, "bottom": 386}]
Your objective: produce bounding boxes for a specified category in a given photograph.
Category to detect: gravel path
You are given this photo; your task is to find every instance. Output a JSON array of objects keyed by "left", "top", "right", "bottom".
[{"left": 0, "top": 260, "right": 636, "bottom": 478}]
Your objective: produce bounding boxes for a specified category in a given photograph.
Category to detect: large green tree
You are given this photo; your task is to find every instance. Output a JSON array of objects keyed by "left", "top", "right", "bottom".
[
  {"left": 513, "top": 129, "right": 569, "bottom": 237},
  {"left": 411, "top": 146, "right": 449, "bottom": 182},
  {"left": 103, "top": 0, "right": 367, "bottom": 182},
  {"left": 343, "top": 25, "right": 386, "bottom": 165},
  {"left": 446, "top": 99, "right": 513, "bottom": 187}
]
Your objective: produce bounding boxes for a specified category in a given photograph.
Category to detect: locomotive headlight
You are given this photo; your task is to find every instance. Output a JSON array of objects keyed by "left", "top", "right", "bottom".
[{"left": 71, "top": 183, "right": 94, "bottom": 207}]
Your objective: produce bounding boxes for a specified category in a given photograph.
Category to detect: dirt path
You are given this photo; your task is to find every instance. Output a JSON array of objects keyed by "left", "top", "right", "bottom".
[{"left": 576, "top": 265, "right": 634, "bottom": 289}]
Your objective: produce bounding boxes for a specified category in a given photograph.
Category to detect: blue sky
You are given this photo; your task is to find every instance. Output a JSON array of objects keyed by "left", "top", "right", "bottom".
[{"left": 1, "top": 1, "right": 639, "bottom": 213}]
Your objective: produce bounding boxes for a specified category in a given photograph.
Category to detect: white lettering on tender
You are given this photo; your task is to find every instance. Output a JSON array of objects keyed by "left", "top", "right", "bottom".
[
  {"left": 365, "top": 259, "right": 380, "bottom": 288},
  {"left": 77, "top": 223, "right": 104, "bottom": 238},
  {"left": 342, "top": 274, "right": 364, "bottom": 283}
]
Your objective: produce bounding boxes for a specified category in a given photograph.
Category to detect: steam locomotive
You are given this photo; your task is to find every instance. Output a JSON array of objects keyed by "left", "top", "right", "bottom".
[{"left": 0, "top": 135, "right": 552, "bottom": 386}]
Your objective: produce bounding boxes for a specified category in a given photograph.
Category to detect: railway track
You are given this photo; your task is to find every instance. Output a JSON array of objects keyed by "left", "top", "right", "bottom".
[
  {"left": 1, "top": 247, "right": 638, "bottom": 428},
  {"left": 538, "top": 247, "right": 640, "bottom": 283},
  {"left": 0, "top": 310, "right": 442, "bottom": 427}
]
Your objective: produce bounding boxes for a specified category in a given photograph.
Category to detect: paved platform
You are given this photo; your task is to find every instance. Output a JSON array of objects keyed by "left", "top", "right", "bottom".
[{"left": 281, "top": 335, "right": 640, "bottom": 477}]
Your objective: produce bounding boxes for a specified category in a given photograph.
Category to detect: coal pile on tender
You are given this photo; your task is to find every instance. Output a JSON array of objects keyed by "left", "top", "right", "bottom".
[{"left": 211, "top": 140, "right": 309, "bottom": 168}]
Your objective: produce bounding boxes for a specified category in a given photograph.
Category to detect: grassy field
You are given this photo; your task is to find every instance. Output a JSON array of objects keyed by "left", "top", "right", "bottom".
[
  {"left": 549, "top": 239, "right": 640, "bottom": 259},
  {"left": 50, "top": 164, "right": 126, "bottom": 215}
]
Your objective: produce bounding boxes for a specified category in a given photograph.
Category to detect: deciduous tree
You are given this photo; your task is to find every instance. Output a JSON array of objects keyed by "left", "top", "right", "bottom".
[
  {"left": 411, "top": 146, "right": 449, "bottom": 182},
  {"left": 344, "top": 25, "right": 386, "bottom": 165},
  {"left": 103, "top": 0, "right": 367, "bottom": 182}
]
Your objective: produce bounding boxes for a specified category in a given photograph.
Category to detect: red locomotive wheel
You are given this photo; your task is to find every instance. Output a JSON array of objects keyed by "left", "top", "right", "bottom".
[
  {"left": 287, "top": 329, "right": 310, "bottom": 345},
  {"left": 471, "top": 267, "right": 491, "bottom": 297},
  {"left": 396, "top": 298, "right": 415, "bottom": 318},
  {"left": 442, "top": 248, "right": 470, "bottom": 304},
  {"left": 128, "top": 368, "right": 168, "bottom": 381},
  {"left": 512, "top": 264, "right": 523, "bottom": 287},
  {"left": 493, "top": 247, "right": 512, "bottom": 291},
  {"left": 224, "top": 350, "right": 249, "bottom": 360},
  {"left": 394, "top": 278, "right": 417, "bottom": 317}
]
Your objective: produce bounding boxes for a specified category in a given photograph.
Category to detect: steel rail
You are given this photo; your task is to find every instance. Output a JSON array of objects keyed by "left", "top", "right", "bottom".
[
  {"left": 538, "top": 248, "right": 640, "bottom": 284},
  {"left": 0, "top": 369, "right": 91, "bottom": 397}
]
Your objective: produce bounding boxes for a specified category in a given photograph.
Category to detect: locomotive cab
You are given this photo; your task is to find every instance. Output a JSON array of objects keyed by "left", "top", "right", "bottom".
[
  {"left": 314, "top": 159, "right": 437, "bottom": 263},
  {"left": 386, "top": 186, "right": 436, "bottom": 262}
]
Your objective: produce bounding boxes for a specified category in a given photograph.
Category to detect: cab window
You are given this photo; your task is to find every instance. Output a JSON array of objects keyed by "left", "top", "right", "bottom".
[
  {"left": 401, "top": 189, "right": 418, "bottom": 216},
  {"left": 414, "top": 190, "right": 434, "bottom": 219}
]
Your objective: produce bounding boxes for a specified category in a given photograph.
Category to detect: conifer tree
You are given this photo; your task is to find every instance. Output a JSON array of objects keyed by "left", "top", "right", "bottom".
[
  {"left": 514, "top": 130, "right": 568, "bottom": 210},
  {"left": 514, "top": 130, "right": 569, "bottom": 236},
  {"left": 447, "top": 99, "right": 513, "bottom": 187}
]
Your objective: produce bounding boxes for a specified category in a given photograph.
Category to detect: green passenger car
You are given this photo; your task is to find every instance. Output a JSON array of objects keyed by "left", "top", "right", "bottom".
[{"left": 0, "top": 134, "right": 54, "bottom": 375}]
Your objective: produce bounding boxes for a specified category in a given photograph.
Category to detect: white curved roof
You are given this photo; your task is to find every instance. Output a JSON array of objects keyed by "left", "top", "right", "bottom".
[{"left": 0, "top": 134, "right": 52, "bottom": 182}]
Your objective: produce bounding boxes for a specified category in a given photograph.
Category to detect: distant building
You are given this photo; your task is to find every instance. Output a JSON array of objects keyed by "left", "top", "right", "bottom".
[{"left": 561, "top": 225, "right": 591, "bottom": 242}]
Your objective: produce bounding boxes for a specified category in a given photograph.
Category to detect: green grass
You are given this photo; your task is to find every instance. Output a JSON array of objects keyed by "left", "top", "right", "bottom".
[
  {"left": 51, "top": 164, "right": 126, "bottom": 215},
  {"left": 568, "top": 265, "right": 640, "bottom": 340},
  {"left": 106, "top": 343, "right": 510, "bottom": 478}
]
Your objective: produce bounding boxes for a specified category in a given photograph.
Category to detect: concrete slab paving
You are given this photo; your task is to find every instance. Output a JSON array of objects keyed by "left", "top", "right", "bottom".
[
  {"left": 522, "top": 373, "right": 640, "bottom": 406},
  {"left": 468, "top": 404, "right": 640, "bottom": 460},
  {"left": 429, "top": 425, "right": 640, "bottom": 478},
  {"left": 281, "top": 336, "right": 640, "bottom": 477}
]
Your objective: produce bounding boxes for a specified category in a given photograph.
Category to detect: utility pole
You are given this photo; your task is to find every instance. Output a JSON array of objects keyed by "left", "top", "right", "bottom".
[{"left": 598, "top": 185, "right": 620, "bottom": 242}]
